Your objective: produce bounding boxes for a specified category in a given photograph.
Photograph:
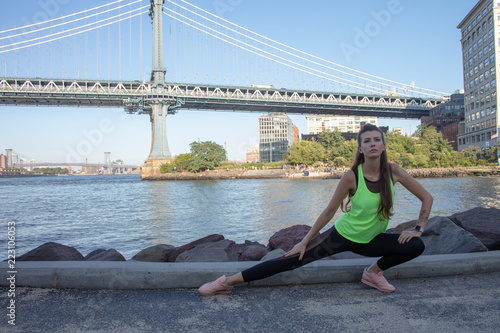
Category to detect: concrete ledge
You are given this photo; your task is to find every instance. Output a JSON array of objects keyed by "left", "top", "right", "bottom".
[{"left": 1, "top": 251, "right": 499, "bottom": 290}]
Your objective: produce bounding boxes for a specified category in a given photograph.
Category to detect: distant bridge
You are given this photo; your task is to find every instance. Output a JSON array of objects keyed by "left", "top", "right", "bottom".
[{"left": 12, "top": 161, "right": 139, "bottom": 169}]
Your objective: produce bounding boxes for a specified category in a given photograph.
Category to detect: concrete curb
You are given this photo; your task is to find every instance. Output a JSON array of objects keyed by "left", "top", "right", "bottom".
[{"left": 1, "top": 251, "right": 499, "bottom": 290}]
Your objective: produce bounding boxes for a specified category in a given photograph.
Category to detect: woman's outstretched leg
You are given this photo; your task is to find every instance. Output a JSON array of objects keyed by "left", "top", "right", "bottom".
[{"left": 198, "top": 227, "right": 344, "bottom": 295}]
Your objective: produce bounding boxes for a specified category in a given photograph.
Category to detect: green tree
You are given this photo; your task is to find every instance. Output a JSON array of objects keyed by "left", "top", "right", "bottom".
[
  {"left": 333, "top": 156, "right": 348, "bottom": 167},
  {"left": 480, "top": 142, "right": 499, "bottom": 164},
  {"left": 33, "top": 167, "right": 69, "bottom": 174},
  {"left": 317, "top": 130, "right": 344, "bottom": 152},
  {"left": 159, "top": 153, "right": 194, "bottom": 173},
  {"left": 188, "top": 141, "right": 226, "bottom": 172},
  {"left": 335, "top": 139, "right": 357, "bottom": 162},
  {"left": 159, "top": 162, "right": 175, "bottom": 173},
  {"left": 289, "top": 140, "right": 325, "bottom": 165},
  {"left": 416, "top": 124, "right": 455, "bottom": 167},
  {"left": 318, "top": 129, "right": 345, "bottom": 160},
  {"left": 175, "top": 153, "right": 193, "bottom": 171}
]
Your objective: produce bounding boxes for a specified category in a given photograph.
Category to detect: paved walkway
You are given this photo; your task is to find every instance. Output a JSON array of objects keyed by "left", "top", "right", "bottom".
[{"left": 1, "top": 271, "right": 500, "bottom": 333}]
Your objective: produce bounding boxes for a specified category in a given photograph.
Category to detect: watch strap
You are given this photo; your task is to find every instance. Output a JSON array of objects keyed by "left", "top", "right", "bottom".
[{"left": 414, "top": 225, "right": 424, "bottom": 232}]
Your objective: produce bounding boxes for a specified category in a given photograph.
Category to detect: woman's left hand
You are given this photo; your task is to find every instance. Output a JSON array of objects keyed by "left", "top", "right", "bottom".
[{"left": 398, "top": 230, "right": 422, "bottom": 244}]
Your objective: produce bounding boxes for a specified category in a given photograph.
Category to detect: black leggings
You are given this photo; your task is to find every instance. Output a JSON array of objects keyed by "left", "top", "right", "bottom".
[{"left": 241, "top": 226, "right": 425, "bottom": 282}]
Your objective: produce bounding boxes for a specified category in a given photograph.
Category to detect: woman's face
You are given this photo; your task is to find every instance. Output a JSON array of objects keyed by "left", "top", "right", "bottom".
[{"left": 358, "top": 130, "right": 385, "bottom": 157}]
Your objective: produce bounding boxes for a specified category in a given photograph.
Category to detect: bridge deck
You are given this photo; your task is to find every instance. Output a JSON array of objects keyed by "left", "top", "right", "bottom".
[{"left": 0, "top": 78, "right": 441, "bottom": 118}]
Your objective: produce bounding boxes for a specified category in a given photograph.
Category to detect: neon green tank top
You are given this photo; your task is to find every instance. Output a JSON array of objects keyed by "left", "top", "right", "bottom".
[{"left": 334, "top": 164, "right": 395, "bottom": 244}]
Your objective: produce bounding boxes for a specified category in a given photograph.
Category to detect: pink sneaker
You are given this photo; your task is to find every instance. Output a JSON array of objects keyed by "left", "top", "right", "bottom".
[
  {"left": 361, "top": 268, "right": 396, "bottom": 292},
  {"left": 198, "top": 275, "right": 234, "bottom": 296}
]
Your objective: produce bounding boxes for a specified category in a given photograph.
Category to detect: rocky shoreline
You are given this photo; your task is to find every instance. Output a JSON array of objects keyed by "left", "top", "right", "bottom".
[
  {"left": 15, "top": 207, "right": 500, "bottom": 263},
  {"left": 142, "top": 166, "right": 500, "bottom": 180}
]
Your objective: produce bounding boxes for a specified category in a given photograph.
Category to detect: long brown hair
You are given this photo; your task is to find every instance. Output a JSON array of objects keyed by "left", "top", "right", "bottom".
[{"left": 342, "top": 124, "right": 393, "bottom": 221}]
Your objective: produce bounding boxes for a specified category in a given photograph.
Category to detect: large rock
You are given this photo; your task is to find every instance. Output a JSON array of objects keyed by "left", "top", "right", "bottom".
[
  {"left": 237, "top": 240, "right": 264, "bottom": 256},
  {"left": 418, "top": 216, "right": 487, "bottom": 255},
  {"left": 132, "top": 244, "right": 176, "bottom": 262},
  {"left": 175, "top": 239, "right": 238, "bottom": 262},
  {"left": 167, "top": 234, "right": 224, "bottom": 262},
  {"left": 260, "top": 249, "right": 286, "bottom": 261},
  {"left": 17, "top": 242, "right": 84, "bottom": 261},
  {"left": 448, "top": 207, "right": 500, "bottom": 250},
  {"left": 239, "top": 245, "right": 269, "bottom": 261},
  {"left": 268, "top": 225, "right": 311, "bottom": 252},
  {"left": 85, "top": 249, "right": 126, "bottom": 261},
  {"left": 84, "top": 249, "right": 107, "bottom": 260}
]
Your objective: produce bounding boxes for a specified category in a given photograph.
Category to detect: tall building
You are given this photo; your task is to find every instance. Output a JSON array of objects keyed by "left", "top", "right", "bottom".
[
  {"left": 246, "top": 145, "right": 260, "bottom": 163},
  {"left": 0, "top": 154, "right": 6, "bottom": 170},
  {"left": 5, "top": 149, "right": 12, "bottom": 168},
  {"left": 292, "top": 125, "right": 299, "bottom": 143},
  {"left": 457, "top": 0, "right": 499, "bottom": 151},
  {"left": 306, "top": 115, "right": 378, "bottom": 135},
  {"left": 421, "top": 91, "right": 465, "bottom": 150},
  {"left": 259, "top": 113, "right": 293, "bottom": 163}
]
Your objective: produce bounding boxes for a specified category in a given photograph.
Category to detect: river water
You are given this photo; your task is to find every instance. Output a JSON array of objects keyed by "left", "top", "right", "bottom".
[{"left": 1, "top": 174, "right": 499, "bottom": 259}]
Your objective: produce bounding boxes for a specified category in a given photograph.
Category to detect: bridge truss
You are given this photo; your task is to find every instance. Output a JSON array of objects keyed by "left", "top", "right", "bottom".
[{"left": 0, "top": 77, "right": 441, "bottom": 119}]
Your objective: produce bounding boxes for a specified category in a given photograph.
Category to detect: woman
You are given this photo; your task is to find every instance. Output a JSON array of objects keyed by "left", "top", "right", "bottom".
[{"left": 199, "top": 124, "right": 433, "bottom": 295}]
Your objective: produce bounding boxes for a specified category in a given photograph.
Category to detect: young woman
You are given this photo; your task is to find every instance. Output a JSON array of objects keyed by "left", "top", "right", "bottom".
[{"left": 199, "top": 124, "right": 433, "bottom": 295}]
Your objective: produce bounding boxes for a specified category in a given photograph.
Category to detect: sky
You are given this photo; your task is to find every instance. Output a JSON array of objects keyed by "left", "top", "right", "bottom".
[{"left": 0, "top": 0, "right": 479, "bottom": 166}]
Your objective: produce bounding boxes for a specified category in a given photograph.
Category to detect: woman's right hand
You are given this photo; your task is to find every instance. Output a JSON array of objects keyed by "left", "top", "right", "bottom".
[{"left": 284, "top": 242, "right": 307, "bottom": 261}]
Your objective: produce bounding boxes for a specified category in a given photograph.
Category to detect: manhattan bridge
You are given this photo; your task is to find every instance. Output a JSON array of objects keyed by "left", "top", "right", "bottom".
[{"left": 0, "top": 0, "right": 448, "bottom": 178}]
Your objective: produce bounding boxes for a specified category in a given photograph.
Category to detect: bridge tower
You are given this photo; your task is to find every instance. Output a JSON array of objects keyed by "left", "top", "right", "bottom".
[{"left": 141, "top": 0, "right": 178, "bottom": 178}]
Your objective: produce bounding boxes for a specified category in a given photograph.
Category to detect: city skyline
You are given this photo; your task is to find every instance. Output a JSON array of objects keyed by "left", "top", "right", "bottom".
[{"left": 0, "top": 0, "right": 478, "bottom": 165}]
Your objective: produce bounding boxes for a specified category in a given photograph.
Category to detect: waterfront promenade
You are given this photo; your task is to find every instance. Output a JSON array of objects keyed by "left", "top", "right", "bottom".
[
  {"left": 1, "top": 251, "right": 499, "bottom": 332},
  {"left": 1, "top": 271, "right": 499, "bottom": 332}
]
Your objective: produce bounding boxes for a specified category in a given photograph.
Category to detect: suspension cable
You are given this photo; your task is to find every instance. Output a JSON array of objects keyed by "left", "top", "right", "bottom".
[
  {"left": 1, "top": 5, "right": 148, "bottom": 50},
  {"left": 0, "top": 0, "right": 127, "bottom": 34},
  {"left": 163, "top": 12, "right": 385, "bottom": 96},
  {"left": 165, "top": 9, "right": 397, "bottom": 96},
  {"left": 169, "top": 0, "right": 446, "bottom": 97},
  {"left": 0, "top": 10, "right": 148, "bottom": 54},
  {"left": 0, "top": 0, "right": 143, "bottom": 41}
]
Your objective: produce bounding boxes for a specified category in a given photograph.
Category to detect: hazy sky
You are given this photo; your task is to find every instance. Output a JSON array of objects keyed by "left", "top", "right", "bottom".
[{"left": 0, "top": 0, "right": 478, "bottom": 165}]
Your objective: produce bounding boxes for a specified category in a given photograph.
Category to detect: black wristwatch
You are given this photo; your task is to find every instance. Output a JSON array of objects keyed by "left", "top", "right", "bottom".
[{"left": 414, "top": 225, "right": 424, "bottom": 233}]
